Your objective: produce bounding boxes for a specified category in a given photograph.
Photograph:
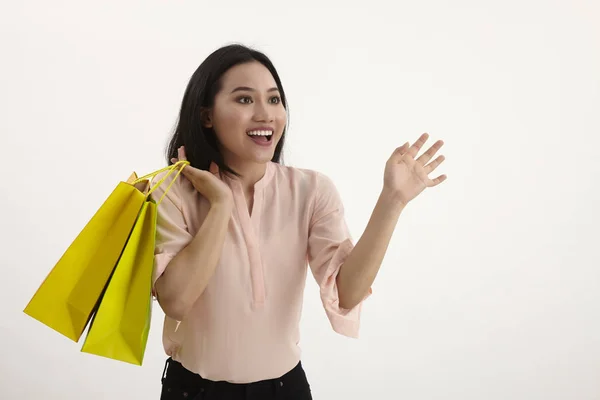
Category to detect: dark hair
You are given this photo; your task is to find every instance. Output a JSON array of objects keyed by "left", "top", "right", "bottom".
[{"left": 165, "top": 44, "right": 288, "bottom": 177}]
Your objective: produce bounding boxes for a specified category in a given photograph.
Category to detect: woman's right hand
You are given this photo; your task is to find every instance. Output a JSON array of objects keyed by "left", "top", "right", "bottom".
[{"left": 172, "top": 146, "right": 233, "bottom": 208}]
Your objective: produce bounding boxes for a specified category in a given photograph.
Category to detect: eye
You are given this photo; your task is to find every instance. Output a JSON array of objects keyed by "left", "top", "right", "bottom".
[
  {"left": 270, "top": 96, "right": 281, "bottom": 104},
  {"left": 237, "top": 96, "right": 252, "bottom": 104}
]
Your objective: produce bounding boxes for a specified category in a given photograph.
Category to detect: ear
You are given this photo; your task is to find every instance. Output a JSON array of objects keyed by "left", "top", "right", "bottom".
[{"left": 200, "top": 107, "right": 213, "bottom": 128}]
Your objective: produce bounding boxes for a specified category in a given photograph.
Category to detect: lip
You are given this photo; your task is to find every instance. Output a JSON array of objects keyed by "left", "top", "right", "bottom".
[
  {"left": 248, "top": 137, "right": 273, "bottom": 147},
  {"left": 246, "top": 126, "right": 275, "bottom": 147},
  {"left": 246, "top": 126, "right": 275, "bottom": 134}
]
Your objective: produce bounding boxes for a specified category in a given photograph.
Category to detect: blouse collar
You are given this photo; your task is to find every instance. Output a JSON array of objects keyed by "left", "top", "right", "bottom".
[{"left": 223, "top": 161, "right": 275, "bottom": 190}]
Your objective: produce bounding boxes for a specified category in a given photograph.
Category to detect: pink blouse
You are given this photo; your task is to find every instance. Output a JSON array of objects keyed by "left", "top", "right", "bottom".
[{"left": 151, "top": 161, "right": 370, "bottom": 383}]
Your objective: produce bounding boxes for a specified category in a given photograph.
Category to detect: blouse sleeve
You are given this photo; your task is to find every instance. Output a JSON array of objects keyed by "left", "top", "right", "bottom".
[
  {"left": 150, "top": 170, "right": 193, "bottom": 297},
  {"left": 307, "top": 172, "right": 371, "bottom": 339}
]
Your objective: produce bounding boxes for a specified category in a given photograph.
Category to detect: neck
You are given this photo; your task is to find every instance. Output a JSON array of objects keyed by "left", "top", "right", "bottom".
[{"left": 226, "top": 160, "right": 269, "bottom": 193}]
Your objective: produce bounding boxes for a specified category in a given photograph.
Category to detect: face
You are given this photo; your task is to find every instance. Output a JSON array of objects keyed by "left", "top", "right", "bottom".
[{"left": 204, "top": 61, "right": 287, "bottom": 171}]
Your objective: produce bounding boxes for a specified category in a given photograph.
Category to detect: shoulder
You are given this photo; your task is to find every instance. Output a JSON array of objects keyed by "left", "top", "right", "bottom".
[{"left": 150, "top": 167, "right": 196, "bottom": 207}]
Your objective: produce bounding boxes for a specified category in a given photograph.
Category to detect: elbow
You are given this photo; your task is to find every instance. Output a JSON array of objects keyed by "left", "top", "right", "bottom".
[
  {"left": 159, "top": 296, "right": 190, "bottom": 321},
  {"left": 338, "top": 292, "right": 360, "bottom": 310},
  {"left": 336, "top": 274, "right": 362, "bottom": 310},
  {"left": 155, "top": 281, "right": 190, "bottom": 321},
  {"left": 338, "top": 285, "right": 370, "bottom": 310},
  {"left": 339, "top": 298, "right": 359, "bottom": 311},
  {"left": 336, "top": 265, "right": 373, "bottom": 310}
]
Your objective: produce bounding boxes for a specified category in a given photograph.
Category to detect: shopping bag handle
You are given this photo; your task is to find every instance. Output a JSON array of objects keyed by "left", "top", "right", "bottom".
[{"left": 132, "top": 160, "right": 190, "bottom": 205}]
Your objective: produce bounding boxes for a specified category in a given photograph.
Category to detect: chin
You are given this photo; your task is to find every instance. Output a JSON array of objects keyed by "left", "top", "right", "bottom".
[{"left": 253, "top": 154, "right": 275, "bottom": 164}]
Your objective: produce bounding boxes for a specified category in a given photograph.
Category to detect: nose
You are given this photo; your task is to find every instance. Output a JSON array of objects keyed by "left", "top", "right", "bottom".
[{"left": 252, "top": 100, "right": 274, "bottom": 122}]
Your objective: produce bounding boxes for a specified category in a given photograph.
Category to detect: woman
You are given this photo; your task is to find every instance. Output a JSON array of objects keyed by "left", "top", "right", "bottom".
[{"left": 151, "top": 44, "right": 446, "bottom": 399}]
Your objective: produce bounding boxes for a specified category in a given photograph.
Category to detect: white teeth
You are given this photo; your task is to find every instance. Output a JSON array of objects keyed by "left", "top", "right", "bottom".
[{"left": 247, "top": 130, "right": 273, "bottom": 136}]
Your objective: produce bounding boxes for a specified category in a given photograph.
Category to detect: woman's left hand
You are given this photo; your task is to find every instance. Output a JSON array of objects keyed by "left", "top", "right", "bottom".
[{"left": 383, "top": 133, "right": 447, "bottom": 206}]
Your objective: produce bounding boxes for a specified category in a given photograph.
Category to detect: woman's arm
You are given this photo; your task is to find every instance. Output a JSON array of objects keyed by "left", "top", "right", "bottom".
[
  {"left": 336, "top": 188, "right": 404, "bottom": 309},
  {"left": 337, "top": 133, "right": 447, "bottom": 309},
  {"left": 155, "top": 201, "right": 232, "bottom": 321}
]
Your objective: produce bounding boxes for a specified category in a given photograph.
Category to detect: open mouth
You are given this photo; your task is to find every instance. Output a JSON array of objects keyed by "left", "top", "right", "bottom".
[{"left": 247, "top": 130, "right": 273, "bottom": 143}]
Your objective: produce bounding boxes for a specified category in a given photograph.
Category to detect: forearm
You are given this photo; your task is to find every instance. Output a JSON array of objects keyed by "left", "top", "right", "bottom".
[
  {"left": 155, "top": 202, "right": 231, "bottom": 320},
  {"left": 337, "top": 188, "right": 405, "bottom": 309}
]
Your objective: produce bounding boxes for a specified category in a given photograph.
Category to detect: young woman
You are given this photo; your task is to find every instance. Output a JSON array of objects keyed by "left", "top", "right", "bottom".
[{"left": 151, "top": 44, "right": 446, "bottom": 400}]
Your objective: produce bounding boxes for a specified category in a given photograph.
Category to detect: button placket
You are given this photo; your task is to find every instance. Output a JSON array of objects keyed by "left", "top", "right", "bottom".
[{"left": 231, "top": 181, "right": 266, "bottom": 306}]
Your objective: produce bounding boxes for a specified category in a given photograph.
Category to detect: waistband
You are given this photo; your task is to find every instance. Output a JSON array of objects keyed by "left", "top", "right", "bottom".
[{"left": 162, "top": 357, "right": 306, "bottom": 390}]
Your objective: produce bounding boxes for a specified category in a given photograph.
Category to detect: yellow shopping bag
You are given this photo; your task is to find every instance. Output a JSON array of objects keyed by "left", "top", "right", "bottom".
[
  {"left": 24, "top": 175, "right": 149, "bottom": 341},
  {"left": 23, "top": 161, "right": 188, "bottom": 344},
  {"left": 80, "top": 161, "right": 187, "bottom": 365}
]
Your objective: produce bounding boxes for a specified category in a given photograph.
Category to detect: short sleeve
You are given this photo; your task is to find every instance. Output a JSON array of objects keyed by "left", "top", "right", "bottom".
[
  {"left": 307, "top": 172, "right": 371, "bottom": 339},
  {"left": 150, "top": 170, "right": 193, "bottom": 296}
]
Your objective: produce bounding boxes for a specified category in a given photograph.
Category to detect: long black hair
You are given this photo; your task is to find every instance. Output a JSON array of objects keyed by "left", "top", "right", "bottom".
[{"left": 166, "top": 44, "right": 288, "bottom": 177}]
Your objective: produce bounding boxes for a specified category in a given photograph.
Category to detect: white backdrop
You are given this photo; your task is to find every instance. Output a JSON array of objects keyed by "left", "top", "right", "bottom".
[{"left": 1, "top": 1, "right": 599, "bottom": 399}]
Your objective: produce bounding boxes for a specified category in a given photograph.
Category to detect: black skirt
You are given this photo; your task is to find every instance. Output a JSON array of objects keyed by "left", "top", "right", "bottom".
[{"left": 160, "top": 357, "right": 313, "bottom": 400}]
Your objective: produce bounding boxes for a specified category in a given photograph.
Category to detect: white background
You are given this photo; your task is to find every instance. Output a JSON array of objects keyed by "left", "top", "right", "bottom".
[{"left": 1, "top": 0, "right": 599, "bottom": 399}]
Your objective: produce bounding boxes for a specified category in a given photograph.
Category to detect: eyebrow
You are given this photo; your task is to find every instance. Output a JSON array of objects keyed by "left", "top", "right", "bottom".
[{"left": 230, "top": 86, "right": 280, "bottom": 94}]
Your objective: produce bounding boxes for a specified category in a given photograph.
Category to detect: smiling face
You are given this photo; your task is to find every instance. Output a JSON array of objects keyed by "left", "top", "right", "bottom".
[{"left": 203, "top": 61, "right": 287, "bottom": 172}]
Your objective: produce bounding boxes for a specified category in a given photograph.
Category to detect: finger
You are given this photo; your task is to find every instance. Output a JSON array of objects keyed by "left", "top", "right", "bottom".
[
  {"left": 407, "top": 133, "right": 429, "bottom": 158},
  {"left": 429, "top": 174, "right": 447, "bottom": 187},
  {"left": 417, "top": 140, "right": 444, "bottom": 165},
  {"left": 209, "top": 161, "right": 219, "bottom": 175},
  {"left": 424, "top": 154, "right": 445, "bottom": 174},
  {"left": 389, "top": 142, "right": 409, "bottom": 163},
  {"left": 178, "top": 146, "right": 187, "bottom": 161},
  {"left": 180, "top": 165, "right": 194, "bottom": 180},
  {"left": 170, "top": 157, "right": 178, "bottom": 165},
  {"left": 180, "top": 164, "right": 204, "bottom": 181}
]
